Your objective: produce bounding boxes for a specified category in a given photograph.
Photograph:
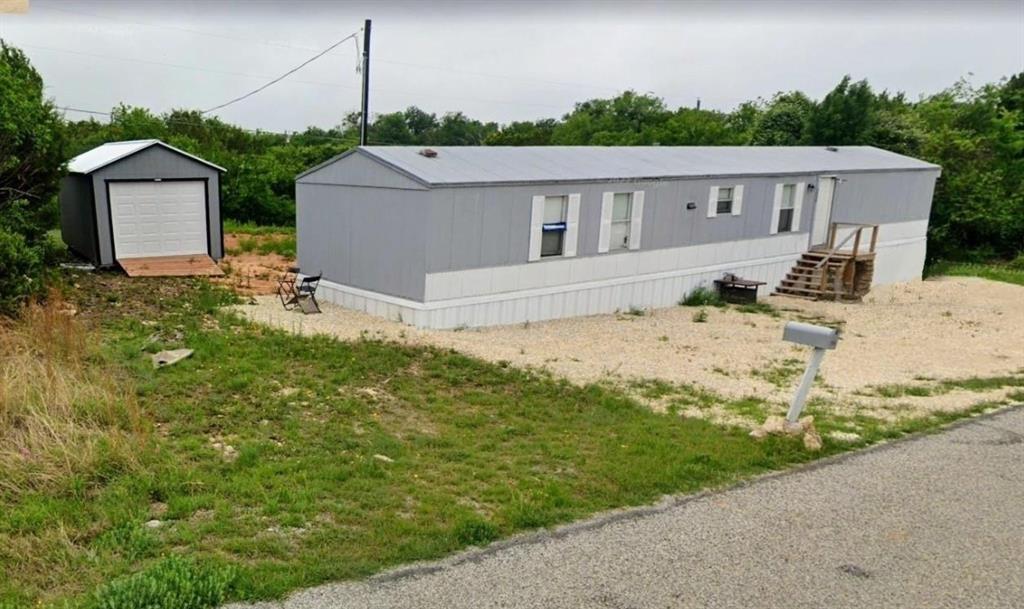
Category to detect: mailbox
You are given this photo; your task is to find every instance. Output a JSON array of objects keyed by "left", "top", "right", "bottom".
[{"left": 782, "top": 321, "right": 839, "bottom": 350}]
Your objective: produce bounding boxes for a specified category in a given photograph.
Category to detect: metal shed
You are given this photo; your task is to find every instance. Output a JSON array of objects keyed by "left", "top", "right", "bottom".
[
  {"left": 296, "top": 146, "right": 940, "bottom": 329},
  {"left": 59, "top": 139, "right": 225, "bottom": 272}
]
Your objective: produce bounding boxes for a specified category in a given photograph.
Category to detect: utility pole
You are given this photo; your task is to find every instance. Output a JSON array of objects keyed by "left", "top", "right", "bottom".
[
  {"left": 359, "top": 19, "right": 372, "bottom": 146},
  {"left": 696, "top": 97, "right": 701, "bottom": 110}
]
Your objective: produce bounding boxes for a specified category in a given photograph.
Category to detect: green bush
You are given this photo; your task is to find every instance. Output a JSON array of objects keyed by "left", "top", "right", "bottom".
[
  {"left": 1008, "top": 253, "right": 1024, "bottom": 270},
  {"left": 90, "top": 555, "right": 236, "bottom": 609},
  {"left": 679, "top": 287, "right": 724, "bottom": 307},
  {"left": 0, "top": 228, "right": 43, "bottom": 315}
]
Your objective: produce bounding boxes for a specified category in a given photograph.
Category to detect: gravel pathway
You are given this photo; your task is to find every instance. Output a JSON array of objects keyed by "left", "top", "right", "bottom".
[{"left": 225, "top": 406, "right": 1024, "bottom": 609}]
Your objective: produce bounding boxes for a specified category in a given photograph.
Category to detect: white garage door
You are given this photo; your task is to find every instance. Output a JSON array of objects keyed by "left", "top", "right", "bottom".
[{"left": 108, "top": 180, "right": 208, "bottom": 258}]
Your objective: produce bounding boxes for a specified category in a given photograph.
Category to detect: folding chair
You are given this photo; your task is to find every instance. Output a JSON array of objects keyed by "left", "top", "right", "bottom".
[
  {"left": 277, "top": 266, "right": 300, "bottom": 310},
  {"left": 278, "top": 268, "right": 322, "bottom": 314}
]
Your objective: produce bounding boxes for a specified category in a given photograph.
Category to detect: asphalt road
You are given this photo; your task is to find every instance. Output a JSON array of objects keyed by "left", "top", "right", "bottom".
[{"left": 229, "top": 407, "right": 1024, "bottom": 609}]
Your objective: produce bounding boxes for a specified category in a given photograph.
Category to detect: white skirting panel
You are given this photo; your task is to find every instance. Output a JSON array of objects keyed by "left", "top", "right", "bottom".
[
  {"left": 315, "top": 252, "right": 803, "bottom": 329},
  {"left": 871, "top": 237, "right": 928, "bottom": 286},
  {"left": 313, "top": 219, "right": 930, "bottom": 329}
]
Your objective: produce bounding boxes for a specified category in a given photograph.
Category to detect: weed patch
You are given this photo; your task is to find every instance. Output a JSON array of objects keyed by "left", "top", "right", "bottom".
[{"left": 679, "top": 287, "right": 724, "bottom": 307}]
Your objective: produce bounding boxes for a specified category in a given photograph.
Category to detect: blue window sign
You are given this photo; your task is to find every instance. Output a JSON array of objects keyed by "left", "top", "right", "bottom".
[{"left": 542, "top": 222, "right": 567, "bottom": 231}]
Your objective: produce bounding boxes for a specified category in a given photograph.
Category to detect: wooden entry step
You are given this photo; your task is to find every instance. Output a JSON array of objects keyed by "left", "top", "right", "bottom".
[{"left": 118, "top": 255, "right": 224, "bottom": 277}]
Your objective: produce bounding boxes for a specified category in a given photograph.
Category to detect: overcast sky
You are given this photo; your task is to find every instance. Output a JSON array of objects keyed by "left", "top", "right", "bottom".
[{"left": 0, "top": 0, "right": 1021, "bottom": 133}]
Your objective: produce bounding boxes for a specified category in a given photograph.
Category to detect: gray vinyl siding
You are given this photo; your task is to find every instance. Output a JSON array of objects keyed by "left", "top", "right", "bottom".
[
  {"left": 830, "top": 168, "right": 938, "bottom": 225},
  {"left": 298, "top": 149, "right": 427, "bottom": 190},
  {"left": 425, "top": 175, "right": 817, "bottom": 274},
  {"left": 296, "top": 183, "right": 430, "bottom": 300},
  {"left": 58, "top": 174, "right": 98, "bottom": 263},
  {"left": 421, "top": 169, "right": 938, "bottom": 274},
  {"left": 90, "top": 145, "right": 222, "bottom": 266}
]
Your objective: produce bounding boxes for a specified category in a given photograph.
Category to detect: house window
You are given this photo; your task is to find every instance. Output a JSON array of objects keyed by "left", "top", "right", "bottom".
[
  {"left": 541, "top": 195, "right": 568, "bottom": 257},
  {"left": 778, "top": 184, "right": 796, "bottom": 233},
  {"left": 609, "top": 192, "right": 632, "bottom": 251},
  {"left": 716, "top": 187, "right": 734, "bottom": 215}
]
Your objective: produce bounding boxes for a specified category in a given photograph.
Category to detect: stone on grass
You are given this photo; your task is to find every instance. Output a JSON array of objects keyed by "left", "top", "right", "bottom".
[
  {"left": 144, "top": 519, "right": 163, "bottom": 529},
  {"left": 373, "top": 454, "right": 395, "bottom": 463},
  {"left": 750, "top": 415, "right": 823, "bottom": 451},
  {"left": 827, "top": 430, "right": 863, "bottom": 444},
  {"left": 151, "top": 348, "right": 193, "bottom": 368}
]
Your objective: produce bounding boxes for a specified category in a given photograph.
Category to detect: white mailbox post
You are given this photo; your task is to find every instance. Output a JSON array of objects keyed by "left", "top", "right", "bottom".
[{"left": 782, "top": 322, "right": 840, "bottom": 422}]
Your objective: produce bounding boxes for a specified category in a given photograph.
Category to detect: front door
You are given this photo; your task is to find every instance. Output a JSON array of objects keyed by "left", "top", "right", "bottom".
[{"left": 810, "top": 176, "right": 836, "bottom": 248}]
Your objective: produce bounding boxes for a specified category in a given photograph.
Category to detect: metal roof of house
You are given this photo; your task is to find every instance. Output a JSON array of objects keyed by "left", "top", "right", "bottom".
[
  {"left": 344, "top": 146, "right": 939, "bottom": 186},
  {"left": 67, "top": 139, "right": 226, "bottom": 174}
]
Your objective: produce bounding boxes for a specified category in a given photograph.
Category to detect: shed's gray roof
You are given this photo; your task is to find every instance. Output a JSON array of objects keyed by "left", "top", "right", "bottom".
[
  {"left": 346, "top": 145, "right": 938, "bottom": 186},
  {"left": 68, "top": 139, "right": 226, "bottom": 174}
]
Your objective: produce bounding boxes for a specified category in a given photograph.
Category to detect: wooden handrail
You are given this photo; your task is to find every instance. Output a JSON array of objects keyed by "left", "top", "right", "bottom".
[
  {"left": 814, "top": 223, "right": 879, "bottom": 270},
  {"left": 814, "top": 222, "right": 880, "bottom": 299}
]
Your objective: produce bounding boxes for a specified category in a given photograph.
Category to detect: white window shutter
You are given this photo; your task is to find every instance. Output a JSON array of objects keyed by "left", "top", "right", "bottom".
[
  {"left": 564, "top": 193, "right": 581, "bottom": 258},
  {"left": 732, "top": 184, "right": 744, "bottom": 216},
  {"left": 769, "top": 184, "right": 783, "bottom": 235},
  {"left": 628, "top": 190, "right": 644, "bottom": 250},
  {"left": 707, "top": 186, "right": 719, "bottom": 218},
  {"left": 598, "top": 192, "right": 613, "bottom": 253},
  {"left": 528, "top": 195, "right": 544, "bottom": 261},
  {"left": 792, "top": 182, "right": 806, "bottom": 231}
]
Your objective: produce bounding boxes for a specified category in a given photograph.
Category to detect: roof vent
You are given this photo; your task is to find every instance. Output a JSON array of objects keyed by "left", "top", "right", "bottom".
[
  {"left": 825, "top": 146, "right": 839, "bottom": 152},
  {"left": 419, "top": 148, "right": 438, "bottom": 158}
]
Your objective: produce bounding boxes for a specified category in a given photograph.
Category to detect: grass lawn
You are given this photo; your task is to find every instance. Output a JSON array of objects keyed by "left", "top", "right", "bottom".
[
  {"left": 927, "top": 260, "right": 1024, "bottom": 286},
  {"left": 1, "top": 272, "right": 1017, "bottom": 608}
]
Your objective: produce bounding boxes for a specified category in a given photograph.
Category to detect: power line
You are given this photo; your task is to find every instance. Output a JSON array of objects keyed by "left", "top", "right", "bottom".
[
  {"left": 18, "top": 39, "right": 573, "bottom": 111},
  {"left": 40, "top": 3, "right": 619, "bottom": 97},
  {"left": 35, "top": 4, "right": 323, "bottom": 53},
  {"left": 30, "top": 3, "right": 621, "bottom": 104},
  {"left": 202, "top": 30, "right": 361, "bottom": 114},
  {"left": 56, "top": 105, "right": 428, "bottom": 146},
  {"left": 17, "top": 42, "right": 358, "bottom": 90}
]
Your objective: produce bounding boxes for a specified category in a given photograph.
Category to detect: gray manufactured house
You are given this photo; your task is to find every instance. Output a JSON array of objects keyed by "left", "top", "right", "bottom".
[
  {"left": 296, "top": 146, "right": 940, "bottom": 329},
  {"left": 60, "top": 139, "right": 225, "bottom": 267}
]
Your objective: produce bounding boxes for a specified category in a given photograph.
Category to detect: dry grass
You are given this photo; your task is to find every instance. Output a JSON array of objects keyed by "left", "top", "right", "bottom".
[{"left": 0, "top": 295, "right": 147, "bottom": 499}]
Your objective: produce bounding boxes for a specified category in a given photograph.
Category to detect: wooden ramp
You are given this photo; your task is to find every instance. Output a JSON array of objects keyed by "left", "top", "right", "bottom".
[{"left": 118, "top": 255, "right": 224, "bottom": 277}]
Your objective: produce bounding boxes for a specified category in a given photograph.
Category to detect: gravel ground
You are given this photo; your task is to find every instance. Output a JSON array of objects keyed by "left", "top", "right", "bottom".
[
  {"left": 235, "top": 277, "right": 1024, "bottom": 421},
  {"left": 225, "top": 405, "right": 1024, "bottom": 609}
]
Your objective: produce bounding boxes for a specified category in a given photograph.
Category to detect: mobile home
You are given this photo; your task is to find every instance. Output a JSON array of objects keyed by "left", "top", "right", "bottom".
[{"left": 295, "top": 146, "right": 939, "bottom": 328}]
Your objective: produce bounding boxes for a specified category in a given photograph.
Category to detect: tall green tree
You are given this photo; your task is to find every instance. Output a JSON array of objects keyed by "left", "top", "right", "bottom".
[
  {"left": 806, "top": 76, "right": 875, "bottom": 145},
  {"left": 750, "top": 92, "right": 813, "bottom": 145},
  {"left": 0, "top": 40, "right": 66, "bottom": 313},
  {"left": 552, "top": 91, "right": 670, "bottom": 145},
  {"left": 485, "top": 119, "right": 557, "bottom": 145}
]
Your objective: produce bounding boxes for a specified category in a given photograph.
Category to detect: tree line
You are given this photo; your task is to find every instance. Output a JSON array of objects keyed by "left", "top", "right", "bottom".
[{"left": 1, "top": 36, "right": 1022, "bottom": 312}]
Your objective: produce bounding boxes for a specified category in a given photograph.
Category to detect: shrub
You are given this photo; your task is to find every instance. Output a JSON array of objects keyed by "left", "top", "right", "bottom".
[
  {"left": 90, "top": 555, "right": 236, "bottom": 609},
  {"left": 679, "top": 287, "right": 724, "bottom": 307},
  {"left": 692, "top": 308, "right": 709, "bottom": 323},
  {"left": 1008, "top": 253, "right": 1024, "bottom": 270},
  {"left": 0, "top": 229, "right": 43, "bottom": 316}
]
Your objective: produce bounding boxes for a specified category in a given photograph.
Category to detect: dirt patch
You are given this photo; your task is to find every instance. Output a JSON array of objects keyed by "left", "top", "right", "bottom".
[
  {"left": 235, "top": 277, "right": 1024, "bottom": 422},
  {"left": 214, "top": 233, "right": 294, "bottom": 296}
]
